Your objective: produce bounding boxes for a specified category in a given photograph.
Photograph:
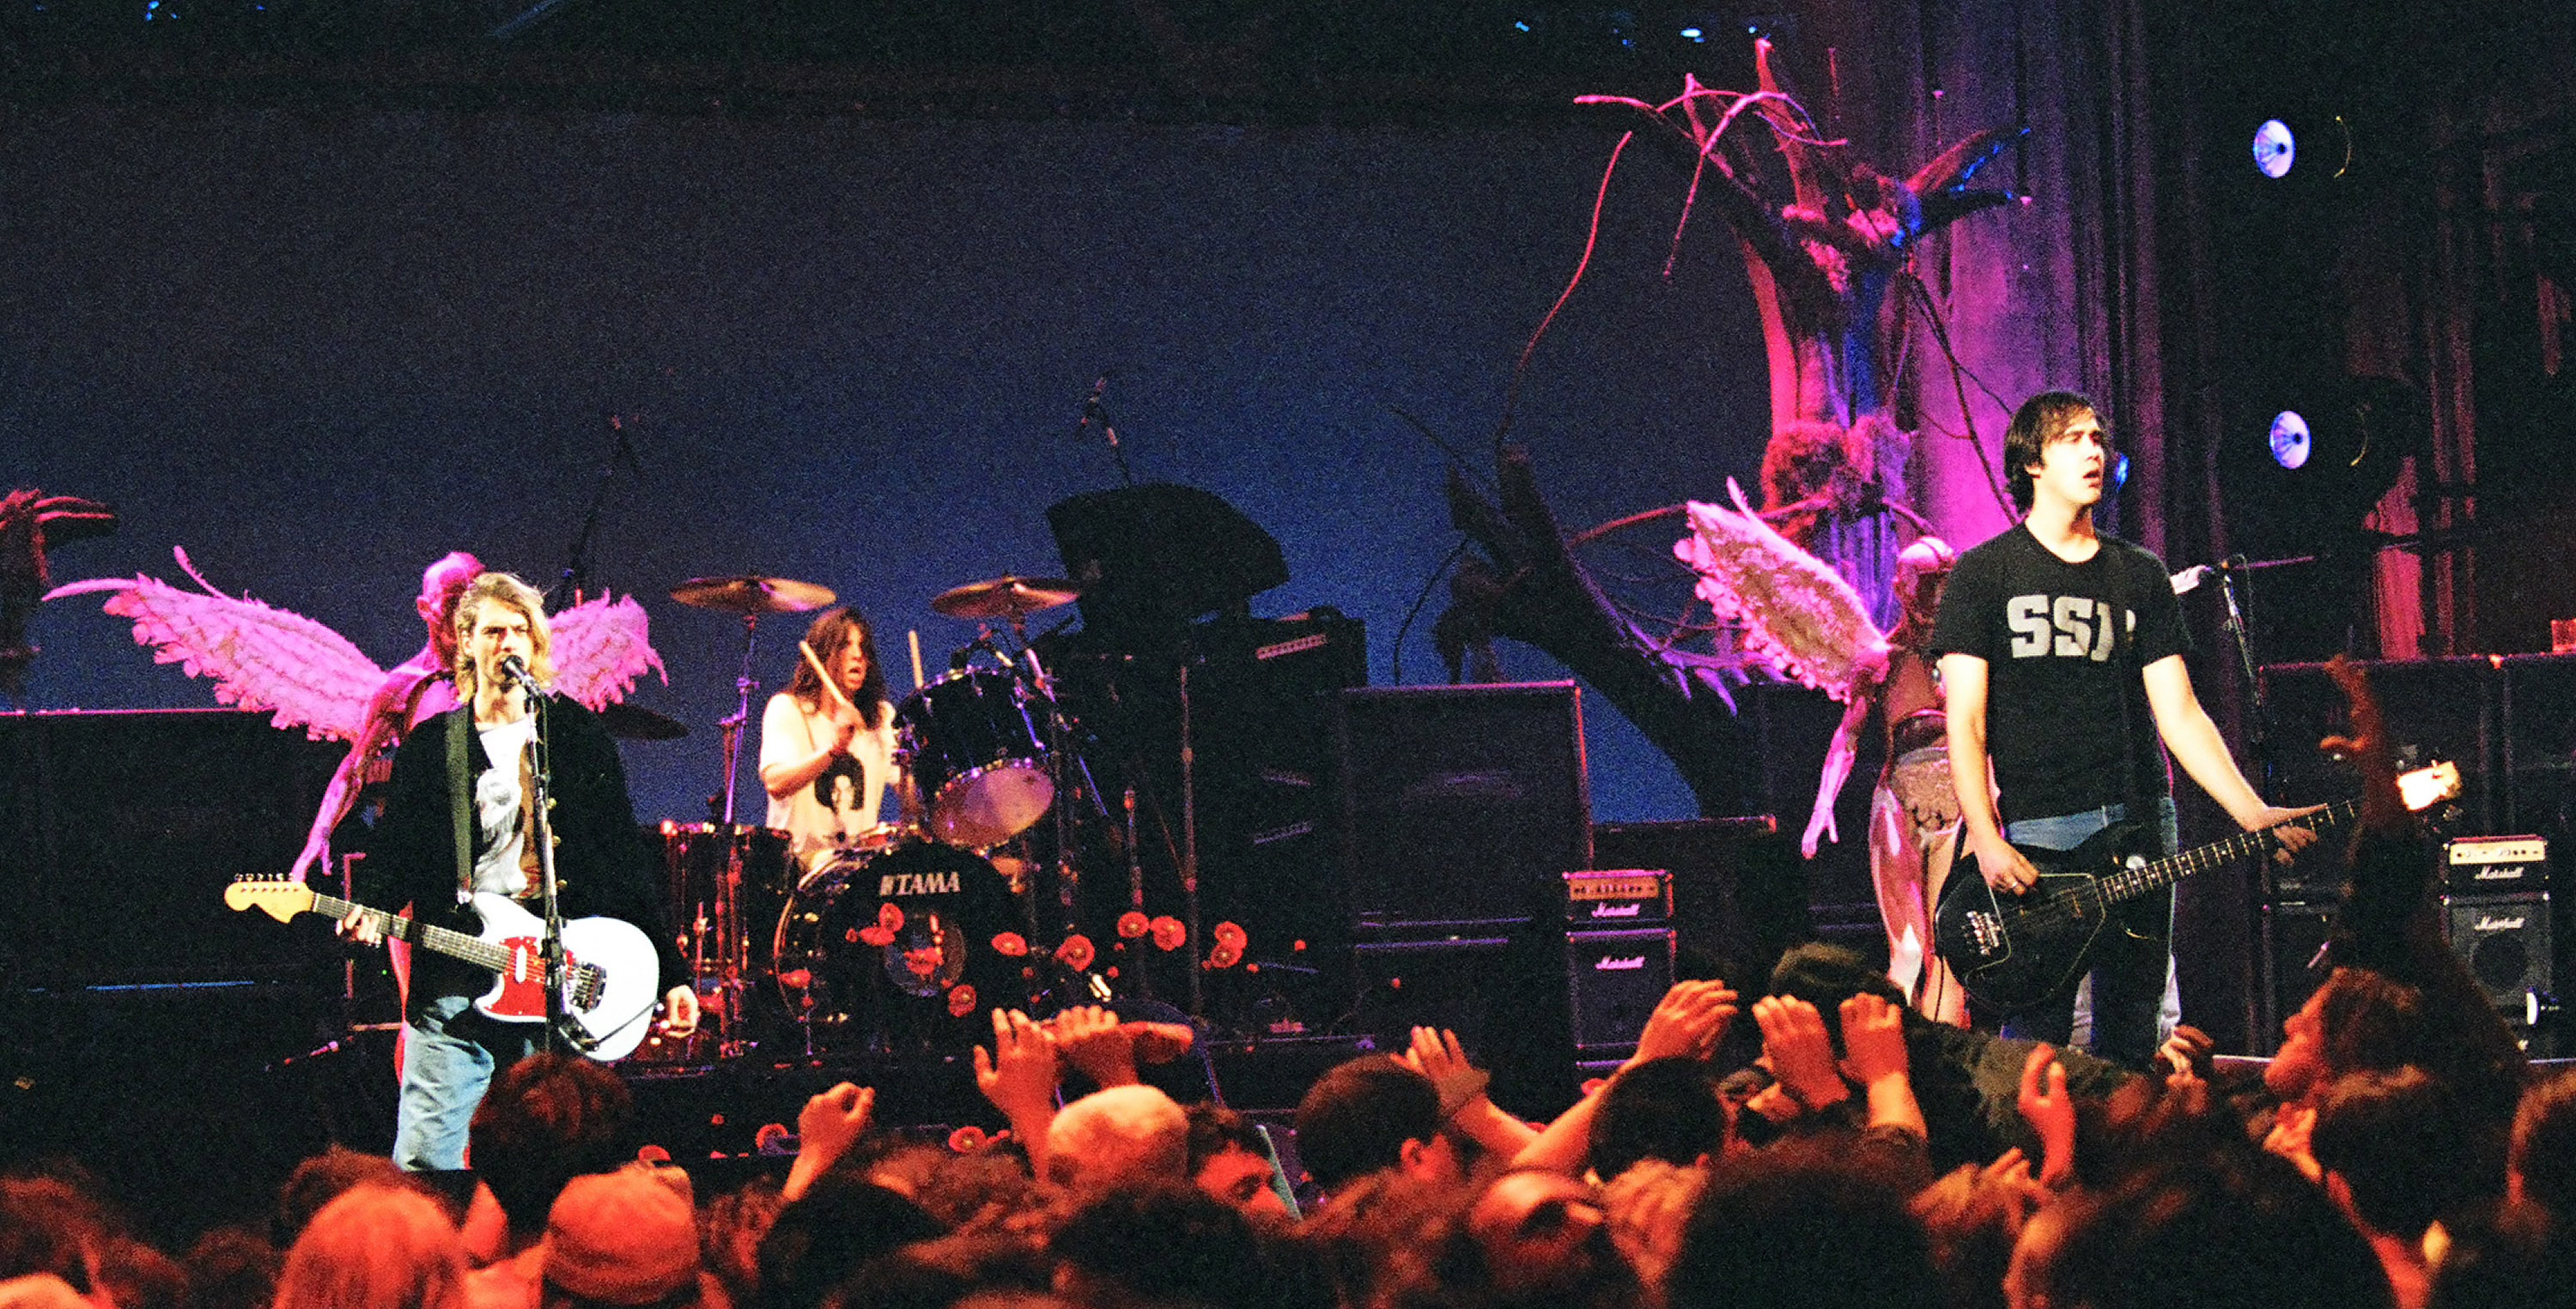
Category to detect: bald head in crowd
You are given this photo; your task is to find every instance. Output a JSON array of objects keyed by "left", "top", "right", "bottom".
[{"left": 1043, "top": 1086, "right": 1190, "bottom": 1192}]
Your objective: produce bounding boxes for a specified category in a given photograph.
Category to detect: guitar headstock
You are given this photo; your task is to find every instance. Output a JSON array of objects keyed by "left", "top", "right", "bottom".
[
  {"left": 2399, "top": 761, "right": 2463, "bottom": 813},
  {"left": 225, "top": 874, "right": 319, "bottom": 923}
]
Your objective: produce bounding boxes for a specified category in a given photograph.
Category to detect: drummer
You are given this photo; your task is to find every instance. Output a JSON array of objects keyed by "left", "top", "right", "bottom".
[{"left": 759, "top": 606, "right": 908, "bottom": 864}]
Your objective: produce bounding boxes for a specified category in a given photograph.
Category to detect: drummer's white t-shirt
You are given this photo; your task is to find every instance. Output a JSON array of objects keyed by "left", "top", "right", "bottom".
[{"left": 760, "top": 691, "right": 899, "bottom": 858}]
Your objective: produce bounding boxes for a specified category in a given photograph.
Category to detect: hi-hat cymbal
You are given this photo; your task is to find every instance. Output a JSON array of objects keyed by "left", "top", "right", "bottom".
[
  {"left": 670, "top": 575, "right": 836, "bottom": 615},
  {"left": 598, "top": 701, "right": 690, "bottom": 742},
  {"left": 931, "top": 575, "right": 1082, "bottom": 620}
]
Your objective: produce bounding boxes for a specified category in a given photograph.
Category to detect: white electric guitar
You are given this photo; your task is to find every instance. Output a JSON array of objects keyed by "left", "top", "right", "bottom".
[{"left": 225, "top": 876, "right": 660, "bottom": 1062}]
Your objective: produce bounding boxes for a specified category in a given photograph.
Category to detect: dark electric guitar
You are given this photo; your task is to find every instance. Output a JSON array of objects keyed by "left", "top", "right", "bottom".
[
  {"left": 1930, "top": 763, "right": 2459, "bottom": 1015},
  {"left": 224, "top": 876, "right": 660, "bottom": 1061}
]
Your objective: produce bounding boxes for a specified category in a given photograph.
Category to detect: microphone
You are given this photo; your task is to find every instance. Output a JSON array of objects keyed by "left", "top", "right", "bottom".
[
  {"left": 1083, "top": 373, "right": 1111, "bottom": 421},
  {"left": 499, "top": 653, "right": 536, "bottom": 689}
]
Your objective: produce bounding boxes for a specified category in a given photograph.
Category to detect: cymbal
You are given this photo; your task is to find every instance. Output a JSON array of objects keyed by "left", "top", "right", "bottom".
[
  {"left": 931, "top": 575, "right": 1081, "bottom": 621},
  {"left": 670, "top": 575, "right": 835, "bottom": 615},
  {"left": 598, "top": 701, "right": 690, "bottom": 741}
]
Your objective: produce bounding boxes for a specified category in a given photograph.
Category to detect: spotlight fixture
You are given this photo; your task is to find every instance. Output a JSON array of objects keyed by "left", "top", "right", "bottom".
[
  {"left": 2252, "top": 118, "right": 2296, "bottom": 179},
  {"left": 2269, "top": 410, "right": 2312, "bottom": 470}
]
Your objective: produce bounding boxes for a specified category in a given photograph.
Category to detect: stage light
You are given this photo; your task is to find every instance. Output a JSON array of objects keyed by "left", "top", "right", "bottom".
[
  {"left": 2269, "top": 410, "right": 2312, "bottom": 470},
  {"left": 2252, "top": 118, "right": 2296, "bottom": 179},
  {"left": 1680, "top": 27, "right": 1704, "bottom": 41}
]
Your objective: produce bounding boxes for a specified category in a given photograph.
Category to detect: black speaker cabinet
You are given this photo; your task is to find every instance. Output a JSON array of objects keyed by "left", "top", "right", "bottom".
[
  {"left": 1350, "top": 930, "right": 1572, "bottom": 1113},
  {"left": 1591, "top": 817, "right": 1801, "bottom": 987},
  {"left": 1564, "top": 928, "right": 1676, "bottom": 1053},
  {"left": 0, "top": 710, "right": 343, "bottom": 986},
  {"left": 2445, "top": 892, "right": 2553, "bottom": 1009},
  {"left": 1335, "top": 683, "right": 1590, "bottom": 930}
]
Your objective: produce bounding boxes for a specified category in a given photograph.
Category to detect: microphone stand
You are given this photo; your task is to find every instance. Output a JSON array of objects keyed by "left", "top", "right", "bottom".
[
  {"left": 1075, "top": 376, "right": 1136, "bottom": 488},
  {"left": 524, "top": 682, "right": 579, "bottom": 1056},
  {"left": 2212, "top": 559, "right": 2277, "bottom": 793},
  {"left": 547, "top": 414, "right": 640, "bottom": 611}
]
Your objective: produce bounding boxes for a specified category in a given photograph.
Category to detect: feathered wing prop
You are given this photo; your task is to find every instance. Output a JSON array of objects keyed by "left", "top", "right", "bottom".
[
  {"left": 1674, "top": 479, "right": 1889, "bottom": 701},
  {"left": 548, "top": 591, "right": 667, "bottom": 711},
  {"left": 47, "top": 551, "right": 670, "bottom": 734},
  {"left": 46, "top": 551, "right": 385, "bottom": 740}
]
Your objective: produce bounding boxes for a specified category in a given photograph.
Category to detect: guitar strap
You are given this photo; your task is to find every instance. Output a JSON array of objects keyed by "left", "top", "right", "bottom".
[{"left": 448, "top": 706, "right": 476, "bottom": 899}]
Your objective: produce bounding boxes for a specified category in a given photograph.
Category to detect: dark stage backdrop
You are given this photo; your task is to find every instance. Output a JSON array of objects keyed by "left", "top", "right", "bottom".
[{"left": 2, "top": 106, "right": 1770, "bottom": 830}]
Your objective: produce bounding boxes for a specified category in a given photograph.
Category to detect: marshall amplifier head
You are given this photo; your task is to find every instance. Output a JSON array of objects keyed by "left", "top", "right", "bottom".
[
  {"left": 1563, "top": 870, "right": 1672, "bottom": 925},
  {"left": 2445, "top": 836, "right": 2549, "bottom": 893}
]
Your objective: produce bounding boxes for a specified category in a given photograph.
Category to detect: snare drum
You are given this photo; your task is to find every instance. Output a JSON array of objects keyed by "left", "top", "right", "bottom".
[{"left": 896, "top": 667, "right": 1056, "bottom": 848}]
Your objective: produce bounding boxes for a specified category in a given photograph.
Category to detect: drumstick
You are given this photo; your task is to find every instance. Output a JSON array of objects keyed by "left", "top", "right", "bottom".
[
  {"left": 799, "top": 640, "right": 865, "bottom": 720},
  {"left": 908, "top": 628, "right": 926, "bottom": 692}
]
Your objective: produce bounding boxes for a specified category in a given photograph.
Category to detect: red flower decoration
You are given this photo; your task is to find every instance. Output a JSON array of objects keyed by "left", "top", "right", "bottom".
[
  {"left": 1116, "top": 911, "right": 1151, "bottom": 939},
  {"left": 1207, "top": 942, "right": 1242, "bottom": 970},
  {"left": 1055, "top": 934, "right": 1097, "bottom": 972},
  {"left": 947, "top": 984, "right": 977, "bottom": 1018},
  {"left": 1212, "top": 921, "right": 1249, "bottom": 949},
  {"left": 991, "top": 931, "right": 1029, "bottom": 958},
  {"left": 878, "top": 902, "right": 906, "bottom": 932},
  {"left": 947, "top": 1125, "right": 989, "bottom": 1154},
  {"left": 1150, "top": 916, "right": 1188, "bottom": 951},
  {"left": 859, "top": 924, "right": 896, "bottom": 948}
]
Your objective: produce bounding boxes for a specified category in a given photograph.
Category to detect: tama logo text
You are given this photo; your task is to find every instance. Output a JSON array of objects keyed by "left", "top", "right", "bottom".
[{"left": 881, "top": 871, "right": 963, "bottom": 897}]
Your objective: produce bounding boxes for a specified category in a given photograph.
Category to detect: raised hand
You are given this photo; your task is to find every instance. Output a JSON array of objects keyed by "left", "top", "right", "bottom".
[
  {"left": 1836, "top": 992, "right": 1910, "bottom": 1086},
  {"left": 1753, "top": 995, "right": 1848, "bottom": 1114},
  {"left": 782, "top": 1082, "right": 874, "bottom": 1201},
  {"left": 1051, "top": 1005, "right": 1141, "bottom": 1088},
  {"left": 2015, "top": 1043, "right": 2075, "bottom": 1188},
  {"left": 1629, "top": 980, "right": 1739, "bottom": 1067},
  {"left": 973, "top": 1008, "right": 1060, "bottom": 1121}
]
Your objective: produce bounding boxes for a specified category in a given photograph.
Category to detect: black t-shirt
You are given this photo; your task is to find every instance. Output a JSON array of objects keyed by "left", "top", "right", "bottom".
[{"left": 1927, "top": 523, "right": 2190, "bottom": 823}]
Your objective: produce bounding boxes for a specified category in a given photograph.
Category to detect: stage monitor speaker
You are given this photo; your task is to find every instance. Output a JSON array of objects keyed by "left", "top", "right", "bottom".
[
  {"left": 1565, "top": 928, "right": 1676, "bottom": 1053},
  {"left": 2445, "top": 893, "right": 2553, "bottom": 1009},
  {"left": 1335, "top": 683, "right": 1589, "bottom": 930},
  {"left": 0, "top": 710, "right": 343, "bottom": 986},
  {"left": 2260, "top": 900, "right": 2336, "bottom": 1052}
]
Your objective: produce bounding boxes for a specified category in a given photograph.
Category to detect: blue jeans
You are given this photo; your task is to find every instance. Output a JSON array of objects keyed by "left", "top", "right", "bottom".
[
  {"left": 1996, "top": 797, "right": 2178, "bottom": 1070},
  {"left": 394, "top": 993, "right": 544, "bottom": 1172}
]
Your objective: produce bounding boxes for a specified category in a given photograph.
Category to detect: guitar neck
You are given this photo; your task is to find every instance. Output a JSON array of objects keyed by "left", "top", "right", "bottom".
[
  {"left": 2093, "top": 797, "right": 2360, "bottom": 907},
  {"left": 306, "top": 892, "right": 514, "bottom": 976}
]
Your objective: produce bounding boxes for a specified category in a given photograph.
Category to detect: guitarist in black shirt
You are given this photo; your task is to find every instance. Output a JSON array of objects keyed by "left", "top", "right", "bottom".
[{"left": 1928, "top": 391, "right": 2317, "bottom": 1067}]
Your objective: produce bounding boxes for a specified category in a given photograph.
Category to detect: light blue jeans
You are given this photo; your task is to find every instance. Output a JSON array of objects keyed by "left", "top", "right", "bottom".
[
  {"left": 1996, "top": 797, "right": 2178, "bottom": 1070},
  {"left": 394, "top": 993, "right": 543, "bottom": 1172}
]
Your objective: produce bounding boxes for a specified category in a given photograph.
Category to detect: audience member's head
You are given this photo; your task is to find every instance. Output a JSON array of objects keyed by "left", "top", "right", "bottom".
[
  {"left": 2265, "top": 967, "right": 2426, "bottom": 1102},
  {"left": 1466, "top": 1169, "right": 1637, "bottom": 1306},
  {"left": 184, "top": 1227, "right": 284, "bottom": 1309},
  {"left": 1599, "top": 1158, "right": 1705, "bottom": 1300},
  {"left": 1669, "top": 1146, "right": 1941, "bottom": 1309},
  {"left": 0, "top": 1178, "right": 116, "bottom": 1297},
  {"left": 272, "top": 1185, "right": 468, "bottom": 1309},
  {"left": 1043, "top": 1086, "right": 1190, "bottom": 1193},
  {"left": 1591, "top": 1058, "right": 1729, "bottom": 1179},
  {"left": 757, "top": 1174, "right": 944, "bottom": 1309},
  {"left": 1050, "top": 1185, "right": 1263, "bottom": 1309},
  {"left": 471, "top": 1053, "right": 638, "bottom": 1245},
  {"left": 276, "top": 1147, "right": 413, "bottom": 1248},
  {"left": 2028, "top": 1150, "right": 2392, "bottom": 1309},
  {"left": 2512, "top": 1066, "right": 2576, "bottom": 1216},
  {"left": 1293, "top": 1058, "right": 1473, "bottom": 1196},
  {"left": 2311, "top": 1065, "right": 2475, "bottom": 1240},
  {"left": 539, "top": 1167, "right": 716, "bottom": 1309},
  {"left": 1183, "top": 1105, "right": 1286, "bottom": 1221}
]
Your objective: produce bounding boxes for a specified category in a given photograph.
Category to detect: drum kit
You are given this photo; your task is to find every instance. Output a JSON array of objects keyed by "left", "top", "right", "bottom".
[{"left": 637, "top": 568, "right": 1159, "bottom": 1062}]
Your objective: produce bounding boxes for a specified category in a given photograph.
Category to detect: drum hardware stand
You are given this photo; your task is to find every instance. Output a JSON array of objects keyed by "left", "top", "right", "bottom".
[
  {"left": 1176, "top": 648, "right": 1206, "bottom": 1021},
  {"left": 720, "top": 613, "right": 763, "bottom": 827}
]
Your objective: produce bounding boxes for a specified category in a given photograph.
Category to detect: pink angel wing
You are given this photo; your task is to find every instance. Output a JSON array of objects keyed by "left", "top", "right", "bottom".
[
  {"left": 1675, "top": 478, "right": 1889, "bottom": 701},
  {"left": 44, "top": 572, "right": 385, "bottom": 739},
  {"left": 548, "top": 591, "right": 666, "bottom": 711}
]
